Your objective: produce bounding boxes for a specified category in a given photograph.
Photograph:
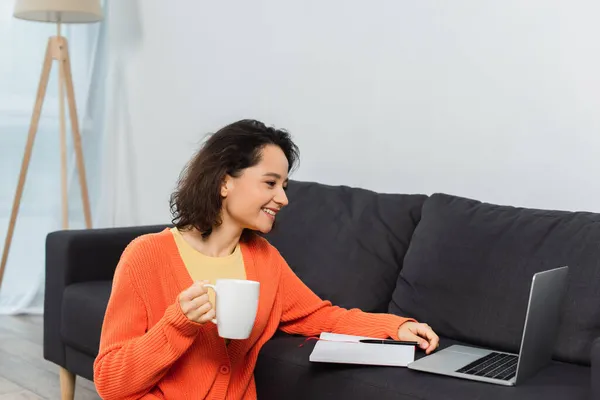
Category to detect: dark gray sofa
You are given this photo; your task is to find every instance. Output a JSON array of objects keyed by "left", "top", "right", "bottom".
[{"left": 44, "top": 180, "right": 598, "bottom": 399}]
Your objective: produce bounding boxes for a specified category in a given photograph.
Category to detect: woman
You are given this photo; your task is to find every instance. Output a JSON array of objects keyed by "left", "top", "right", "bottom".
[{"left": 93, "top": 119, "right": 439, "bottom": 400}]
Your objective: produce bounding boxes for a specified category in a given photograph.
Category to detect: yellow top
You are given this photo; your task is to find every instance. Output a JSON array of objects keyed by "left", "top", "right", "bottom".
[{"left": 170, "top": 227, "right": 246, "bottom": 312}]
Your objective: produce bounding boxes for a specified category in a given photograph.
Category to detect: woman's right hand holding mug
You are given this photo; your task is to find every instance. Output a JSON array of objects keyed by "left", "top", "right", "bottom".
[{"left": 178, "top": 280, "right": 215, "bottom": 324}]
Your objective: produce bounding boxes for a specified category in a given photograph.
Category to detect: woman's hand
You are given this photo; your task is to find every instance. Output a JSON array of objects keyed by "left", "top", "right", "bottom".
[
  {"left": 178, "top": 281, "right": 216, "bottom": 324},
  {"left": 398, "top": 321, "right": 440, "bottom": 355}
]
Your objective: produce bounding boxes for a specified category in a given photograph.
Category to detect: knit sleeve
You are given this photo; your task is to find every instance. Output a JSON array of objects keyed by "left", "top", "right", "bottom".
[
  {"left": 93, "top": 240, "right": 202, "bottom": 400},
  {"left": 277, "top": 255, "right": 416, "bottom": 340}
]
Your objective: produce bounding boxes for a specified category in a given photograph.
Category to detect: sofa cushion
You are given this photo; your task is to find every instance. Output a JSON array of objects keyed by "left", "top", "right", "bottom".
[
  {"left": 264, "top": 180, "right": 427, "bottom": 313},
  {"left": 255, "top": 332, "right": 591, "bottom": 400},
  {"left": 592, "top": 337, "right": 600, "bottom": 400},
  {"left": 389, "top": 193, "right": 600, "bottom": 365},
  {"left": 61, "top": 281, "right": 112, "bottom": 356}
]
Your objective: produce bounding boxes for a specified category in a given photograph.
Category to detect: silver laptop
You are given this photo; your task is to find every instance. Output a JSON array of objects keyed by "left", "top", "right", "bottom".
[{"left": 407, "top": 266, "right": 569, "bottom": 386}]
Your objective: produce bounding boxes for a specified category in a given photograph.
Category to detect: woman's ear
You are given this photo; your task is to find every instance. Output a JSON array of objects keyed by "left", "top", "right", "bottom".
[{"left": 221, "top": 175, "right": 232, "bottom": 198}]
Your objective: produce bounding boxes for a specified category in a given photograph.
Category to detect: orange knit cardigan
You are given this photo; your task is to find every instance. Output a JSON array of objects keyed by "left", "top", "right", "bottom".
[{"left": 93, "top": 228, "right": 414, "bottom": 400}]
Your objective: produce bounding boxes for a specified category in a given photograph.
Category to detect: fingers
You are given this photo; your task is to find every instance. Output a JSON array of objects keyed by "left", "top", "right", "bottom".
[
  {"left": 180, "top": 280, "right": 209, "bottom": 302},
  {"left": 415, "top": 323, "right": 440, "bottom": 355},
  {"left": 186, "top": 300, "right": 213, "bottom": 322},
  {"left": 403, "top": 331, "right": 430, "bottom": 351},
  {"left": 178, "top": 280, "right": 215, "bottom": 324},
  {"left": 181, "top": 294, "right": 210, "bottom": 315},
  {"left": 198, "top": 307, "right": 216, "bottom": 324}
]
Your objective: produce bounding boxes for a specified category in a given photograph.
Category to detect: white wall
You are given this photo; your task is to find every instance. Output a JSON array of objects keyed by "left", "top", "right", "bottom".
[{"left": 102, "top": 0, "right": 600, "bottom": 227}]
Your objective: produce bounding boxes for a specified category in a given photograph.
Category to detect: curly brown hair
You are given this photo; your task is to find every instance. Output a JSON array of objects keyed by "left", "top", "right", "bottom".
[{"left": 169, "top": 119, "right": 299, "bottom": 239}]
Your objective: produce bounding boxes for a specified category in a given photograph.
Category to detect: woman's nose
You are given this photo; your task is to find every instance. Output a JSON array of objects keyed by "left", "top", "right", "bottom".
[{"left": 275, "top": 187, "right": 288, "bottom": 207}]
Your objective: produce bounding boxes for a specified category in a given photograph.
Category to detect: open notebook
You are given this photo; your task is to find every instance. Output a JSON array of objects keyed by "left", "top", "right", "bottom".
[{"left": 309, "top": 332, "right": 415, "bottom": 367}]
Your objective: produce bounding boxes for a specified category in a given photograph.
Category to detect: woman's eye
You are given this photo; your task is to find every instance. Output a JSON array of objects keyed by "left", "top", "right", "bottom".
[{"left": 266, "top": 181, "right": 276, "bottom": 187}]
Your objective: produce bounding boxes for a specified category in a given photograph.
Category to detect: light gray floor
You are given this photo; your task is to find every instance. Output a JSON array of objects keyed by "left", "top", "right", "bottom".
[{"left": 0, "top": 315, "right": 101, "bottom": 400}]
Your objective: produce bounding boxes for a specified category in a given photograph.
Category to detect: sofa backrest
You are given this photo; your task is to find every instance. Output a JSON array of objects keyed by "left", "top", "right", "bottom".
[
  {"left": 389, "top": 193, "right": 600, "bottom": 365},
  {"left": 264, "top": 180, "right": 427, "bottom": 313}
]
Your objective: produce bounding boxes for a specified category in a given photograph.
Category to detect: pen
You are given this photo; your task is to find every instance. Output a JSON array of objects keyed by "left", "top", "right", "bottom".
[{"left": 359, "top": 339, "right": 419, "bottom": 346}]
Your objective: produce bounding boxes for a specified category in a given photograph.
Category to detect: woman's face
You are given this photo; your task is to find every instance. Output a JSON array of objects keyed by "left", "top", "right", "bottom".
[{"left": 221, "top": 144, "right": 289, "bottom": 234}]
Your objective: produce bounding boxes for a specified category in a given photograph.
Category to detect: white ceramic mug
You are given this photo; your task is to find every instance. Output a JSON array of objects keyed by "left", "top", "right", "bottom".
[{"left": 203, "top": 279, "right": 260, "bottom": 339}]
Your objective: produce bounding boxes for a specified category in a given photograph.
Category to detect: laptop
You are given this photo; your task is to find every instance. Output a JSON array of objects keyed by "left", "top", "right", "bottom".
[{"left": 407, "top": 266, "right": 569, "bottom": 386}]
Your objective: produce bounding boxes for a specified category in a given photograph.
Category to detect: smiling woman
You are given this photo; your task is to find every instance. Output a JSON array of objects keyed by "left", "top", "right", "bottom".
[
  {"left": 93, "top": 119, "right": 439, "bottom": 400},
  {"left": 169, "top": 119, "right": 299, "bottom": 252}
]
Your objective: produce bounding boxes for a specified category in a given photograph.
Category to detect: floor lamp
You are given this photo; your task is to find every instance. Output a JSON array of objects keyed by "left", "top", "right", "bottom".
[
  {"left": 0, "top": 0, "right": 102, "bottom": 338},
  {"left": 1, "top": 2, "right": 103, "bottom": 398}
]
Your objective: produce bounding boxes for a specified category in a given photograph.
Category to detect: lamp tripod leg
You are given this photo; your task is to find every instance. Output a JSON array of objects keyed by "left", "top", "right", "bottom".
[
  {"left": 57, "top": 25, "right": 68, "bottom": 229},
  {"left": 60, "top": 37, "right": 92, "bottom": 229},
  {"left": 0, "top": 38, "right": 54, "bottom": 290}
]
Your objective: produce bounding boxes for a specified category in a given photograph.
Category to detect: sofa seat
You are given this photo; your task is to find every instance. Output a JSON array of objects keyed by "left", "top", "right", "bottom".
[
  {"left": 255, "top": 332, "right": 591, "bottom": 400},
  {"left": 61, "top": 281, "right": 112, "bottom": 357}
]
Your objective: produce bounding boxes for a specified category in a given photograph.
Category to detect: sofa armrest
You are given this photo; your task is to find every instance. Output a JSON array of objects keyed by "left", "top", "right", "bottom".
[
  {"left": 43, "top": 224, "right": 170, "bottom": 367},
  {"left": 593, "top": 337, "right": 600, "bottom": 400},
  {"left": 45, "top": 224, "right": 170, "bottom": 284}
]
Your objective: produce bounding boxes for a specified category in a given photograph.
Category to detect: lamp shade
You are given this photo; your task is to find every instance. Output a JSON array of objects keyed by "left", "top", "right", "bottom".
[{"left": 14, "top": 0, "right": 103, "bottom": 23}]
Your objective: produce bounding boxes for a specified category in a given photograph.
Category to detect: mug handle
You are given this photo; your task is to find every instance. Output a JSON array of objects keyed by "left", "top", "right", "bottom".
[{"left": 202, "top": 284, "right": 218, "bottom": 324}]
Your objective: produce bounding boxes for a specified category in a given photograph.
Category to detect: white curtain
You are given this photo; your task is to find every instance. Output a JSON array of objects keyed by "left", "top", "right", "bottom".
[
  {"left": 93, "top": 0, "right": 143, "bottom": 228},
  {"left": 0, "top": 0, "right": 106, "bottom": 314}
]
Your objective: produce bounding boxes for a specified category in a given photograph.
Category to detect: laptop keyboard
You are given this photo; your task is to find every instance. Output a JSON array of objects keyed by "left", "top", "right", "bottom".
[{"left": 456, "top": 352, "right": 518, "bottom": 381}]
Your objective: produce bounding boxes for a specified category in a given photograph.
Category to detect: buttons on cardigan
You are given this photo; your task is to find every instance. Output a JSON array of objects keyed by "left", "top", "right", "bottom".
[{"left": 219, "top": 365, "right": 230, "bottom": 374}]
